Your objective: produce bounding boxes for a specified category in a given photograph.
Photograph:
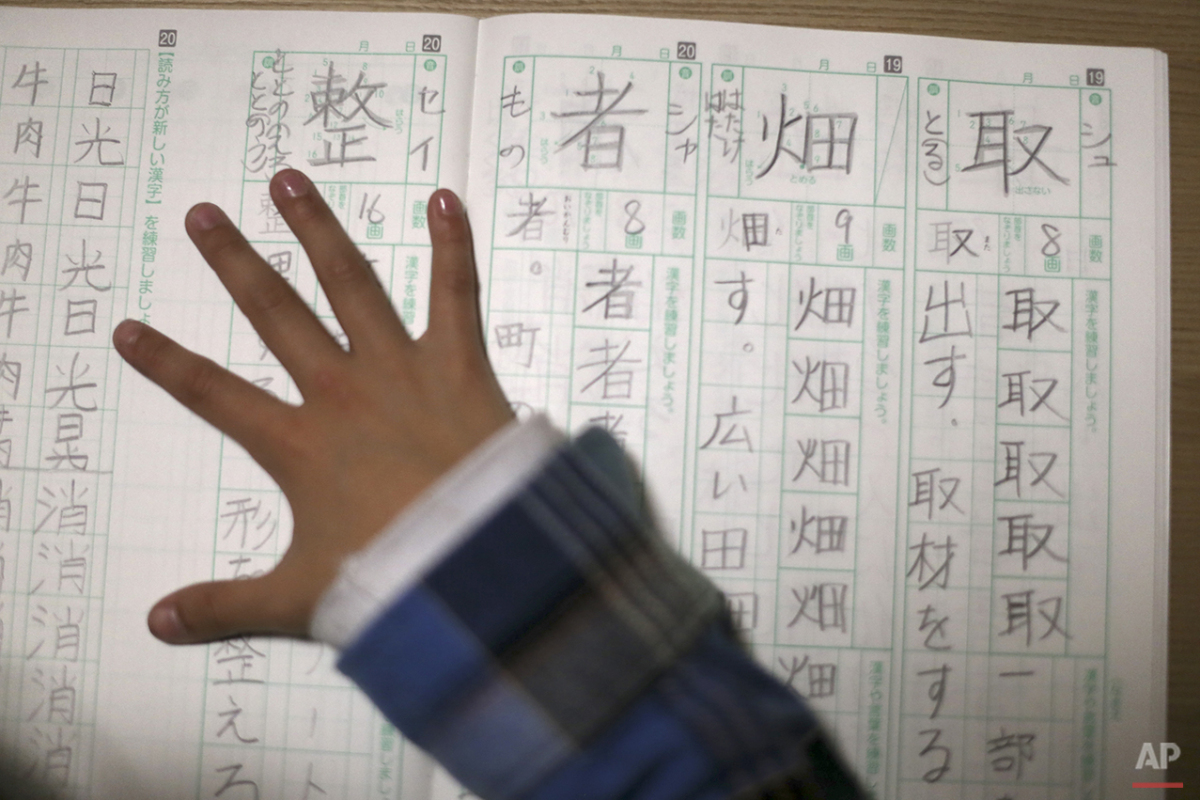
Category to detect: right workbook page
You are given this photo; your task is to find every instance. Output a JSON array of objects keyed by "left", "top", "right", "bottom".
[{"left": 464, "top": 13, "right": 1170, "bottom": 799}]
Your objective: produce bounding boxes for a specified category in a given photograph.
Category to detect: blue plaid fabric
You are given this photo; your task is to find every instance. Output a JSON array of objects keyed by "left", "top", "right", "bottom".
[{"left": 339, "top": 428, "right": 865, "bottom": 800}]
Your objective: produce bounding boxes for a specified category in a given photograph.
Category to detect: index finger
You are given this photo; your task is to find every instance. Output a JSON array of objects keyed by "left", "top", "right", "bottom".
[{"left": 113, "top": 319, "right": 297, "bottom": 476}]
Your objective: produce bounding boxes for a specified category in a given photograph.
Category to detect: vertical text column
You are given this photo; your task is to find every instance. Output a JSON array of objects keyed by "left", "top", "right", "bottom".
[
  {"left": 700, "top": 64, "right": 907, "bottom": 784},
  {"left": 202, "top": 46, "right": 439, "bottom": 799},
  {"left": 0, "top": 45, "right": 144, "bottom": 793},
  {"left": 487, "top": 54, "right": 698, "bottom": 532},
  {"left": 906, "top": 77, "right": 1110, "bottom": 798}
]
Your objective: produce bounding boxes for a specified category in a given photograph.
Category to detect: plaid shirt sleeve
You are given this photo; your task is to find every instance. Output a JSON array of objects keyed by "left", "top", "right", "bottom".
[{"left": 335, "top": 427, "right": 866, "bottom": 800}]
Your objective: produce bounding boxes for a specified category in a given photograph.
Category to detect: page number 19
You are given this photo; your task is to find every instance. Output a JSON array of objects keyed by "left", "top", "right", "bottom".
[{"left": 884, "top": 55, "right": 902, "bottom": 74}]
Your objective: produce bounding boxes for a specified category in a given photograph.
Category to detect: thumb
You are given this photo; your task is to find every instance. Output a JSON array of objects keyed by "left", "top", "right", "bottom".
[{"left": 148, "top": 573, "right": 302, "bottom": 644}]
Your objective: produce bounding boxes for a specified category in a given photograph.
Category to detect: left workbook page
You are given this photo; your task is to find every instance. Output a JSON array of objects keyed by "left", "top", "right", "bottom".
[{"left": 0, "top": 7, "right": 477, "bottom": 799}]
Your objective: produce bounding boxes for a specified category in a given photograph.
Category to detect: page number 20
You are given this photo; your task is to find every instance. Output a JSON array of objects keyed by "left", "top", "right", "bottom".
[{"left": 158, "top": 29, "right": 177, "bottom": 47}]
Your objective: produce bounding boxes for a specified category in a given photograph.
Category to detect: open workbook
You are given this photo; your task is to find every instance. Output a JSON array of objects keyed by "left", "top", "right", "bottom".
[{"left": 0, "top": 6, "right": 1171, "bottom": 799}]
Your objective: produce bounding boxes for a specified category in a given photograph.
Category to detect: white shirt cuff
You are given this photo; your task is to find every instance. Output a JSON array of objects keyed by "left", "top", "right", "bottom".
[{"left": 310, "top": 414, "right": 566, "bottom": 648}]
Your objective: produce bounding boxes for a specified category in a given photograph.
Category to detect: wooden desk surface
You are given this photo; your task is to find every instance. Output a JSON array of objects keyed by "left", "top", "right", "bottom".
[{"left": 5, "top": 0, "right": 1197, "bottom": 786}]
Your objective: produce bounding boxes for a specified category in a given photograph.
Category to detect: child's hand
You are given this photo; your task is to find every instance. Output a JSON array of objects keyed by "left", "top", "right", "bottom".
[{"left": 113, "top": 169, "right": 513, "bottom": 644}]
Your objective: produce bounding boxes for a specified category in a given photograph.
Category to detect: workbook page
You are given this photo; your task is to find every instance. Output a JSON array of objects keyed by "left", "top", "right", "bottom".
[
  {"left": 467, "top": 14, "right": 1168, "bottom": 798},
  {"left": 0, "top": 7, "right": 476, "bottom": 798}
]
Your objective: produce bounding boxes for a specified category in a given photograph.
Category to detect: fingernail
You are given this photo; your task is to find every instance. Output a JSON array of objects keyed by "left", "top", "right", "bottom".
[
  {"left": 276, "top": 169, "right": 310, "bottom": 199},
  {"left": 189, "top": 203, "right": 226, "bottom": 232},
  {"left": 434, "top": 189, "right": 464, "bottom": 217},
  {"left": 112, "top": 319, "right": 142, "bottom": 350},
  {"left": 148, "top": 603, "right": 185, "bottom": 642}
]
